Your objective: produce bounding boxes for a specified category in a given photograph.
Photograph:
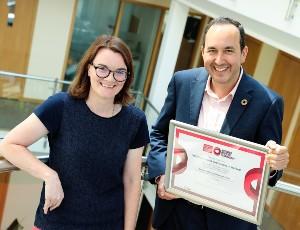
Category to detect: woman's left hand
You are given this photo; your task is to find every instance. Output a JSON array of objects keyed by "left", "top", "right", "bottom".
[{"left": 43, "top": 171, "right": 64, "bottom": 214}]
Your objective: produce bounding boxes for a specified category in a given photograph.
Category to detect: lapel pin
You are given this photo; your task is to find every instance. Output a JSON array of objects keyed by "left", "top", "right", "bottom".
[{"left": 241, "top": 99, "right": 248, "bottom": 106}]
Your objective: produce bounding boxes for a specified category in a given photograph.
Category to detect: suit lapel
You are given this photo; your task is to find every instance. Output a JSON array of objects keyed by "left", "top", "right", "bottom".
[
  {"left": 190, "top": 69, "right": 208, "bottom": 125},
  {"left": 220, "top": 75, "right": 253, "bottom": 135}
]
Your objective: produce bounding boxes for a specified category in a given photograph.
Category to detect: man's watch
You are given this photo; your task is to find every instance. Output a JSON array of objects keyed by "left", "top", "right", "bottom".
[
  {"left": 269, "top": 170, "right": 278, "bottom": 178},
  {"left": 155, "top": 175, "right": 161, "bottom": 184}
]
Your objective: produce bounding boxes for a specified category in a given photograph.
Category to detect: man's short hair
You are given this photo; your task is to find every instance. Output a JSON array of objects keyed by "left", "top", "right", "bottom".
[{"left": 202, "top": 17, "right": 246, "bottom": 51}]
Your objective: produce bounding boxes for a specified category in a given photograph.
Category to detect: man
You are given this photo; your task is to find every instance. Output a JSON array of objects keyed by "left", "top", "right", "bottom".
[{"left": 147, "top": 17, "right": 289, "bottom": 230}]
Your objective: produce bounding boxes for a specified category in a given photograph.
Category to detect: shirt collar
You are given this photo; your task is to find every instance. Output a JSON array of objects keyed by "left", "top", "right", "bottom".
[{"left": 205, "top": 67, "right": 244, "bottom": 100}]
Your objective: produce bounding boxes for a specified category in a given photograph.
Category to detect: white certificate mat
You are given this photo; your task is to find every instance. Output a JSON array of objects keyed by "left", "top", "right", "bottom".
[{"left": 165, "top": 120, "right": 270, "bottom": 225}]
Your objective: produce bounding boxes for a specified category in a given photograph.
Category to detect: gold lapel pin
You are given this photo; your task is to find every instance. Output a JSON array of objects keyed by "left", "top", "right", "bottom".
[{"left": 241, "top": 99, "right": 248, "bottom": 106}]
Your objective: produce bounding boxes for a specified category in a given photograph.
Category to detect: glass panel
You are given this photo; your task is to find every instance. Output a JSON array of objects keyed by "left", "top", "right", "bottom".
[
  {"left": 64, "top": 0, "right": 120, "bottom": 85},
  {"left": 0, "top": 73, "right": 70, "bottom": 133},
  {"left": 118, "top": 3, "right": 161, "bottom": 92}
]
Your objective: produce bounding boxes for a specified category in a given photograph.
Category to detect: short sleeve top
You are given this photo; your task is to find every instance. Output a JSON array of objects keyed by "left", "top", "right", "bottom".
[{"left": 33, "top": 92, "right": 149, "bottom": 229}]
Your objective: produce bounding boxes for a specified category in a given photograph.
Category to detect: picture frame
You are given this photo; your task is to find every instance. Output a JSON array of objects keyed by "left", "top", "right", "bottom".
[{"left": 165, "top": 120, "right": 270, "bottom": 225}]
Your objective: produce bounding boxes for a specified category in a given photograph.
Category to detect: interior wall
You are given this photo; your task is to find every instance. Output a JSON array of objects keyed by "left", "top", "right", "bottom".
[
  {"left": 24, "top": 0, "right": 76, "bottom": 100},
  {"left": 178, "top": 0, "right": 300, "bottom": 58},
  {"left": 1, "top": 172, "right": 42, "bottom": 230},
  {"left": 148, "top": 0, "right": 188, "bottom": 111},
  {"left": 253, "top": 44, "right": 279, "bottom": 85}
]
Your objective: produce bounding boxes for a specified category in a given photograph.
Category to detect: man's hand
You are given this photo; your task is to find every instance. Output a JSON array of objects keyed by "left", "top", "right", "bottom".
[
  {"left": 156, "top": 175, "right": 177, "bottom": 200},
  {"left": 266, "top": 140, "right": 289, "bottom": 170}
]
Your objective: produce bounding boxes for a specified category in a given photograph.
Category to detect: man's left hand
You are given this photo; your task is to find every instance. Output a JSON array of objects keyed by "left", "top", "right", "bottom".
[{"left": 266, "top": 140, "right": 289, "bottom": 170}]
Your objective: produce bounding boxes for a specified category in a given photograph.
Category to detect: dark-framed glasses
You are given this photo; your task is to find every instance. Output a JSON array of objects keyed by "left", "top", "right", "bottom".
[{"left": 91, "top": 63, "right": 128, "bottom": 82}]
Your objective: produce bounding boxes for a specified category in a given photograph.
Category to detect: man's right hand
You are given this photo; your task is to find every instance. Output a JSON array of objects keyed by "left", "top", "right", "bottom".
[{"left": 157, "top": 175, "right": 177, "bottom": 200}]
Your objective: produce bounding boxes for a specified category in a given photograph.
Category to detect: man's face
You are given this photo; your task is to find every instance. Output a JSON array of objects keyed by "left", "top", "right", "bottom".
[{"left": 202, "top": 24, "right": 248, "bottom": 90}]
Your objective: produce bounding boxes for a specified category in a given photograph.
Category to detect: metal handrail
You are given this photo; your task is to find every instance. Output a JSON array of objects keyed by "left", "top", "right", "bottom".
[
  {"left": 270, "top": 180, "right": 300, "bottom": 197},
  {"left": 0, "top": 70, "right": 160, "bottom": 115},
  {"left": 0, "top": 155, "right": 147, "bottom": 173},
  {"left": 0, "top": 154, "right": 299, "bottom": 197},
  {"left": 0, "top": 154, "right": 49, "bottom": 173},
  {"left": 0, "top": 70, "right": 71, "bottom": 85},
  {"left": 1, "top": 70, "right": 300, "bottom": 198}
]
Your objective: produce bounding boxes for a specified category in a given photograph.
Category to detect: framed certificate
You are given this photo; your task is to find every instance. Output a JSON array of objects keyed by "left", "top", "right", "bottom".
[{"left": 165, "top": 120, "right": 270, "bottom": 225}]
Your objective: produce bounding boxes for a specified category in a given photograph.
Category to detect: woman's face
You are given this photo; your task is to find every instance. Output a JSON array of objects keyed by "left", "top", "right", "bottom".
[{"left": 88, "top": 48, "right": 127, "bottom": 101}]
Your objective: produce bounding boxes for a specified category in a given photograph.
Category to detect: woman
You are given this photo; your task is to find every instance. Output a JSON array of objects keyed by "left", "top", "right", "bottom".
[{"left": 0, "top": 35, "right": 149, "bottom": 230}]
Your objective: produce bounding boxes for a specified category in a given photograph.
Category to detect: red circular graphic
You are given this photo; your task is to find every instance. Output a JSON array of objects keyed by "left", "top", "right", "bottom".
[
  {"left": 213, "top": 147, "right": 221, "bottom": 156},
  {"left": 172, "top": 148, "right": 188, "bottom": 174}
]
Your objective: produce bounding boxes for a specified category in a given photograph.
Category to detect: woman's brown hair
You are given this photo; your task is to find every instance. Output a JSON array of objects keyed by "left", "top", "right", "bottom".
[{"left": 68, "top": 35, "right": 134, "bottom": 105}]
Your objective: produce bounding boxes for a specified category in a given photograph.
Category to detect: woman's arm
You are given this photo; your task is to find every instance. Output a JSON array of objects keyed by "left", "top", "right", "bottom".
[
  {"left": 0, "top": 113, "right": 64, "bottom": 213},
  {"left": 123, "top": 146, "right": 144, "bottom": 230}
]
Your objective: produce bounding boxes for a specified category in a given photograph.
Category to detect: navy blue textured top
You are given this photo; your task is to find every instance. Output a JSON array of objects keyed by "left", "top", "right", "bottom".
[{"left": 33, "top": 92, "right": 149, "bottom": 230}]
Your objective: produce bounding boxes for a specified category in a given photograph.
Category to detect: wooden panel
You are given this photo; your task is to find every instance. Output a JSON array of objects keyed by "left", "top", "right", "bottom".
[
  {"left": 0, "top": 172, "right": 10, "bottom": 225},
  {"left": 288, "top": 113, "right": 300, "bottom": 171},
  {"left": 123, "top": 0, "right": 170, "bottom": 9},
  {"left": 0, "top": 0, "right": 38, "bottom": 224},
  {"left": 0, "top": 0, "right": 38, "bottom": 98},
  {"left": 243, "top": 35, "right": 262, "bottom": 76},
  {"left": 268, "top": 52, "right": 300, "bottom": 142},
  {"left": 143, "top": 10, "right": 165, "bottom": 97},
  {"left": 268, "top": 52, "right": 300, "bottom": 230},
  {"left": 268, "top": 173, "right": 300, "bottom": 230},
  {"left": 175, "top": 38, "right": 195, "bottom": 72},
  {"left": 189, "top": 15, "right": 210, "bottom": 69},
  {"left": 175, "top": 14, "right": 204, "bottom": 72},
  {"left": 60, "top": 0, "right": 78, "bottom": 80}
]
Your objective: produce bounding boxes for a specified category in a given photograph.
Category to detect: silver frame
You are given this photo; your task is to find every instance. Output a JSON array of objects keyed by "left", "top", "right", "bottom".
[{"left": 165, "top": 120, "right": 270, "bottom": 225}]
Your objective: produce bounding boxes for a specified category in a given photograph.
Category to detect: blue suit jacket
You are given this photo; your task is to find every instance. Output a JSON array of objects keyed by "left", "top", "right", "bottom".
[{"left": 147, "top": 67, "right": 284, "bottom": 229}]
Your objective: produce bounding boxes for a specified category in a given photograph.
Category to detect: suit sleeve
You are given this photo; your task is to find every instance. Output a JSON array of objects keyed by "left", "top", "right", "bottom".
[
  {"left": 257, "top": 95, "right": 284, "bottom": 186},
  {"left": 147, "top": 75, "right": 177, "bottom": 182}
]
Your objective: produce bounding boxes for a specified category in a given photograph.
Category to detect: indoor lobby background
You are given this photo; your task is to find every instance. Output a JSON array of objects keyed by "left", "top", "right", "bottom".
[{"left": 0, "top": 0, "right": 300, "bottom": 229}]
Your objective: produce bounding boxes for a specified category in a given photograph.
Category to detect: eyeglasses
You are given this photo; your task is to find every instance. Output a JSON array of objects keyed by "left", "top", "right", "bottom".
[{"left": 91, "top": 63, "right": 128, "bottom": 82}]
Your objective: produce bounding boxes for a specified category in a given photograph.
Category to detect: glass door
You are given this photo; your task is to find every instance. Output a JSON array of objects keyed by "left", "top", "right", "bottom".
[
  {"left": 65, "top": 0, "right": 167, "bottom": 96},
  {"left": 114, "top": 1, "right": 163, "bottom": 93},
  {"left": 64, "top": 0, "right": 120, "bottom": 86}
]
